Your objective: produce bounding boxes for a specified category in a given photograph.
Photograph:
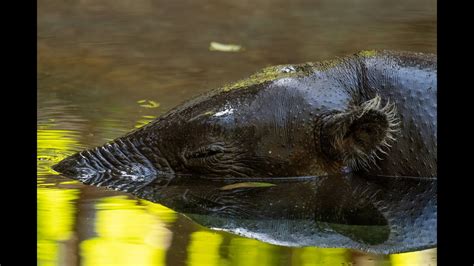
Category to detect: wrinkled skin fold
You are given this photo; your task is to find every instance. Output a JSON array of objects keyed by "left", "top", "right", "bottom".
[{"left": 53, "top": 50, "right": 437, "bottom": 181}]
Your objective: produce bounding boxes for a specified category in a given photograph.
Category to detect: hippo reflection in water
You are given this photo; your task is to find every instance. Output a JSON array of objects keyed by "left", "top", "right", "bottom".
[
  {"left": 74, "top": 172, "right": 437, "bottom": 254},
  {"left": 52, "top": 50, "right": 437, "bottom": 253}
]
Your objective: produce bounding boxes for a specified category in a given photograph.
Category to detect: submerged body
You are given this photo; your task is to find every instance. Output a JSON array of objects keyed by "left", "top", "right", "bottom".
[{"left": 53, "top": 50, "right": 437, "bottom": 180}]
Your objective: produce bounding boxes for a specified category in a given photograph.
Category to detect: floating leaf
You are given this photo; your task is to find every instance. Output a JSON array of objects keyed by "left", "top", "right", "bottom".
[
  {"left": 138, "top": 100, "right": 160, "bottom": 108},
  {"left": 220, "top": 182, "right": 276, "bottom": 190},
  {"left": 209, "top": 42, "right": 243, "bottom": 52}
]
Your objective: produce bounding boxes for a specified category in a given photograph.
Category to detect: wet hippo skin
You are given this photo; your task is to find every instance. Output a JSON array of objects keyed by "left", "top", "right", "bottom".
[{"left": 53, "top": 50, "right": 437, "bottom": 181}]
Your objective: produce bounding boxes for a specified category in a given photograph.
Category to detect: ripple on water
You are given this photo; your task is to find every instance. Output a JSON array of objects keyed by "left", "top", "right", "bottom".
[{"left": 37, "top": 128, "right": 84, "bottom": 176}]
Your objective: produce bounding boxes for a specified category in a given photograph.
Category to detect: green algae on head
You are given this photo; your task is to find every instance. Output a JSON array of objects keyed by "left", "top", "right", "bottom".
[
  {"left": 221, "top": 65, "right": 298, "bottom": 92},
  {"left": 221, "top": 63, "right": 319, "bottom": 92},
  {"left": 357, "top": 50, "right": 378, "bottom": 58},
  {"left": 220, "top": 54, "right": 361, "bottom": 93}
]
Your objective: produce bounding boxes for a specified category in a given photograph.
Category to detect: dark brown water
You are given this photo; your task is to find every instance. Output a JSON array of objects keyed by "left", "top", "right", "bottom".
[{"left": 38, "top": 0, "right": 437, "bottom": 265}]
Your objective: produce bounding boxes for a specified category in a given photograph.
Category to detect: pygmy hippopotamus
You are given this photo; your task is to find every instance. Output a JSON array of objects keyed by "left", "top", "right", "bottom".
[{"left": 53, "top": 50, "right": 437, "bottom": 182}]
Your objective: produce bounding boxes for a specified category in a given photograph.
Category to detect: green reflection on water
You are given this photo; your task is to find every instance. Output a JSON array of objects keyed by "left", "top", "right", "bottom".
[
  {"left": 390, "top": 249, "right": 437, "bottom": 265},
  {"left": 140, "top": 199, "right": 178, "bottom": 224},
  {"left": 80, "top": 196, "right": 175, "bottom": 266},
  {"left": 296, "top": 247, "right": 350, "bottom": 266},
  {"left": 37, "top": 187, "right": 79, "bottom": 266},
  {"left": 37, "top": 128, "right": 81, "bottom": 176},
  {"left": 187, "top": 231, "right": 225, "bottom": 266},
  {"left": 228, "top": 237, "right": 281, "bottom": 266},
  {"left": 135, "top": 115, "right": 157, "bottom": 129}
]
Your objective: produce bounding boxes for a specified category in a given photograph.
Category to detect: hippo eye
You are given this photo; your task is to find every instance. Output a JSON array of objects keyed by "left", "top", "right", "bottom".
[{"left": 186, "top": 144, "right": 225, "bottom": 159}]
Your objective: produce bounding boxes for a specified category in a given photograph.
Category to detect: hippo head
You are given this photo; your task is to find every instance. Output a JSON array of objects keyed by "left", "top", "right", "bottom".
[{"left": 53, "top": 64, "right": 399, "bottom": 180}]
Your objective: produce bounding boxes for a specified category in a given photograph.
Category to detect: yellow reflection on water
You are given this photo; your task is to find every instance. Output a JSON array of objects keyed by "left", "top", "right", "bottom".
[
  {"left": 187, "top": 231, "right": 225, "bottom": 266},
  {"left": 135, "top": 115, "right": 157, "bottom": 129},
  {"left": 296, "top": 247, "right": 351, "bottom": 266},
  {"left": 37, "top": 128, "right": 81, "bottom": 176},
  {"left": 140, "top": 199, "right": 178, "bottom": 224},
  {"left": 81, "top": 196, "right": 173, "bottom": 266},
  {"left": 37, "top": 187, "right": 79, "bottom": 266},
  {"left": 390, "top": 248, "right": 437, "bottom": 266},
  {"left": 228, "top": 237, "right": 281, "bottom": 266}
]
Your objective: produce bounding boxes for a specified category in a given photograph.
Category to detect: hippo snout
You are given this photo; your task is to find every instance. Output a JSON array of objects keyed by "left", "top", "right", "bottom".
[{"left": 52, "top": 153, "right": 97, "bottom": 179}]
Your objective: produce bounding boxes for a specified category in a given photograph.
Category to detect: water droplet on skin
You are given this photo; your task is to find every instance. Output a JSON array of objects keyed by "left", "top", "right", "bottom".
[{"left": 281, "top": 66, "right": 296, "bottom": 73}]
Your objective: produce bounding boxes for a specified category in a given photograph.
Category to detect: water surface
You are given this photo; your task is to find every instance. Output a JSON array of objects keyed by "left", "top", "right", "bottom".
[{"left": 38, "top": 0, "right": 437, "bottom": 265}]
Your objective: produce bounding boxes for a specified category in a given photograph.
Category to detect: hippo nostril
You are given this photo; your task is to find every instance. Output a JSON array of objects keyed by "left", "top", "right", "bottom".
[
  {"left": 51, "top": 162, "right": 66, "bottom": 175},
  {"left": 52, "top": 153, "right": 92, "bottom": 178}
]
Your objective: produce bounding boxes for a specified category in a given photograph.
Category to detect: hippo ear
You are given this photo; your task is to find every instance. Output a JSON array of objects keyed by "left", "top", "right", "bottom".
[{"left": 319, "top": 95, "right": 400, "bottom": 169}]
